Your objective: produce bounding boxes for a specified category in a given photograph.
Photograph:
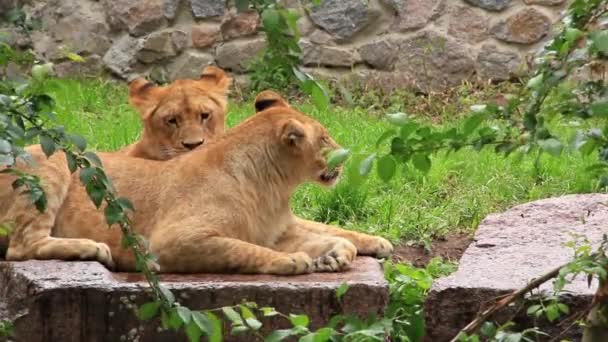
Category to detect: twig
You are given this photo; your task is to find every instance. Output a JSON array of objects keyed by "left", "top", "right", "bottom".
[{"left": 450, "top": 263, "right": 567, "bottom": 342}]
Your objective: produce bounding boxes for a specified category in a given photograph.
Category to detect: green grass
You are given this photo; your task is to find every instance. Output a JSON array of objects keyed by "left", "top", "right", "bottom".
[{"left": 39, "top": 78, "right": 600, "bottom": 246}]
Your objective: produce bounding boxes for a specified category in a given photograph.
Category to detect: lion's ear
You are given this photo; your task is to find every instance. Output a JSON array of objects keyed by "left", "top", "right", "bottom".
[
  {"left": 254, "top": 90, "right": 290, "bottom": 113},
  {"left": 200, "top": 65, "right": 232, "bottom": 93},
  {"left": 280, "top": 119, "right": 306, "bottom": 147},
  {"left": 129, "top": 79, "right": 165, "bottom": 118}
]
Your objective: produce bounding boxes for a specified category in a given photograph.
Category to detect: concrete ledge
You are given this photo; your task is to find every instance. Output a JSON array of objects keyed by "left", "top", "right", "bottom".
[
  {"left": 0, "top": 257, "right": 388, "bottom": 341},
  {"left": 425, "top": 194, "right": 606, "bottom": 341}
]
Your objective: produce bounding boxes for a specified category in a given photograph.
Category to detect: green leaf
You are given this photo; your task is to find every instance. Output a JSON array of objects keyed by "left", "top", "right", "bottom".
[
  {"left": 231, "top": 325, "right": 249, "bottom": 335},
  {"left": 375, "top": 129, "right": 397, "bottom": 148},
  {"left": 116, "top": 197, "right": 135, "bottom": 212},
  {"left": 65, "top": 152, "right": 78, "bottom": 173},
  {"left": 234, "top": 0, "right": 249, "bottom": 12},
  {"left": 265, "top": 329, "right": 295, "bottom": 342},
  {"left": 312, "top": 328, "right": 333, "bottom": 342},
  {"left": 0, "top": 139, "right": 10, "bottom": 154},
  {"left": 590, "top": 101, "right": 608, "bottom": 118},
  {"left": 537, "top": 138, "right": 563, "bottom": 157},
  {"left": 177, "top": 306, "right": 192, "bottom": 325},
  {"left": 400, "top": 122, "right": 419, "bottom": 140},
  {"left": 185, "top": 320, "right": 202, "bottom": 342},
  {"left": 206, "top": 312, "right": 223, "bottom": 342},
  {"left": 104, "top": 202, "right": 124, "bottom": 226},
  {"left": 503, "top": 333, "right": 523, "bottom": 342},
  {"left": 463, "top": 114, "right": 484, "bottom": 136},
  {"left": 222, "top": 307, "right": 243, "bottom": 325},
  {"left": 262, "top": 8, "right": 280, "bottom": 32},
  {"left": 564, "top": 28, "right": 583, "bottom": 43},
  {"left": 79, "top": 167, "right": 96, "bottom": 185},
  {"left": 412, "top": 153, "right": 431, "bottom": 173},
  {"left": 359, "top": 153, "right": 376, "bottom": 176},
  {"left": 289, "top": 314, "right": 309, "bottom": 328},
  {"left": 527, "top": 73, "right": 543, "bottom": 90},
  {"left": 65, "top": 52, "right": 85, "bottom": 63},
  {"left": 84, "top": 151, "right": 103, "bottom": 167},
  {"left": 326, "top": 148, "right": 350, "bottom": 170},
  {"left": 39, "top": 134, "right": 56, "bottom": 157},
  {"left": 591, "top": 30, "right": 608, "bottom": 54},
  {"left": 386, "top": 112, "right": 408, "bottom": 126},
  {"left": 545, "top": 304, "right": 560, "bottom": 322},
  {"left": 168, "top": 308, "right": 184, "bottom": 330},
  {"left": 239, "top": 305, "right": 262, "bottom": 330},
  {"left": 557, "top": 303, "right": 569, "bottom": 314},
  {"left": 480, "top": 321, "right": 496, "bottom": 337},
  {"left": 137, "top": 301, "right": 161, "bottom": 320},
  {"left": 311, "top": 82, "right": 329, "bottom": 111},
  {"left": 159, "top": 285, "right": 175, "bottom": 305},
  {"left": 246, "top": 318, "right": 262, "bottom": 331},
  {"left": 191, "top": 311, "right": 212, "bottom": 334},
  {"left": 335, "top": 282, "right": 349, "bottom": 301},
  {"left": 376, "top": 155, "right": 396, "bottom": 182},
  {"left": 67, "top": 133, "right": 87, "bottom": 152},
  {"left": 526, "top": 304, "right": 542, "bottom": 316},
  {"left": 261, "top": 307, "right": 279, "bottom": 317},
  {"left": 85, "top": 183, "right": 105, "bottom": 208}
]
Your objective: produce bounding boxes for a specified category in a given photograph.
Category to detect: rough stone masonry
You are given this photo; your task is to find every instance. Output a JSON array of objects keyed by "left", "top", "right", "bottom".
[{"left": 0, "top": 0, "right": 568, "bottom": 92}]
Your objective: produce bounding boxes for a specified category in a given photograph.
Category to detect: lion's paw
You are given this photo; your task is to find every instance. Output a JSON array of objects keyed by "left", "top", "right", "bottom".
[
  {"left": 79, "top": 241, "right": 115, "bottom": 270},
  {"left": 361, "top": 236, "right": 393, "bottom": 259},
  {"left": 266, "top": 252, "right": 313, "bottom": 275},
  {"left": 313, "top": 241, "right": 356, "bottom": 272}
]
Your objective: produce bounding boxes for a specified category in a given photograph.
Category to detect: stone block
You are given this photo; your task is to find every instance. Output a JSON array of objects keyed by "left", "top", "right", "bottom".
[
  {"left": 0, "top": 257, "right": 388, "bottom": 342},
  {"left": 425, "top": 194, "right": 606, "bottom": 341}
]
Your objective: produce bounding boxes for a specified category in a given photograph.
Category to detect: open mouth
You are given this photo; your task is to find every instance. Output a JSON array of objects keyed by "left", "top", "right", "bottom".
[{"left": 319, "top": 168, "right": 341, "bottom": 184}]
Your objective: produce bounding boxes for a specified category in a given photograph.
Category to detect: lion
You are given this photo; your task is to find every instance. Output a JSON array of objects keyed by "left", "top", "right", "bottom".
[
  {"left": 0, "top": 66, "right": 232, "bottom": 256},
  {"left": 1, "top": 91, "right": 393, "bottom": 274}
]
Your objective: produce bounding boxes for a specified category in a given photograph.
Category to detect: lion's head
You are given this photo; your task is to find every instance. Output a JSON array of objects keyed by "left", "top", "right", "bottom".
[
  {"left": 127, "top": 66, "right": 232, "bottom": 160},
  {"left": 252, "top": 90, "right": 344, "bottom": 186}
]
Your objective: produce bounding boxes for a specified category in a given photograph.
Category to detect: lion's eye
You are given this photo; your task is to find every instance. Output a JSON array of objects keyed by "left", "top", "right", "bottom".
[
  {"left": 201, "top": 112, "right": 210, "bottom": 121},
  {"left": 167, "top": 117, "right": 178, "bottom": 127}
]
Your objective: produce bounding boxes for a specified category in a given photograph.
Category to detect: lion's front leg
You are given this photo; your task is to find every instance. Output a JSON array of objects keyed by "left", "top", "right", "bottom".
[
  {"left": 274, "top": 224, "right": 357, "bottom": 272},
  {"left": 292, "top": 217, "right": 394, "bottom": 259},
  {"left": 149, "top": 225, "right": 313, "bottom": 275}
]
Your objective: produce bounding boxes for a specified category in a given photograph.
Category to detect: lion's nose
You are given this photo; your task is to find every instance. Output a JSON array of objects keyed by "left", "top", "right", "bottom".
[{"left": 182, "top": 139, "right": 204, "bottom": 150}]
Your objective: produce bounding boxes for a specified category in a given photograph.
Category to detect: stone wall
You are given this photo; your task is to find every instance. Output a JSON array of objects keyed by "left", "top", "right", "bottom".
[{"left": 0, "top": 0, "right": 568, "bottom": 92}]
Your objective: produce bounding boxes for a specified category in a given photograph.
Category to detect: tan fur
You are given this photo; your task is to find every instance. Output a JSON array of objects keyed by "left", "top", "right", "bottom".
[
  {"left": 122, "top": 66, "right": 231, "bottom": 161},
  {"left": 0, "top": 66, "right": 232, "bottom": 255},
  {"left": 0, "top": 92, "right": 393, "bottom": 274}
]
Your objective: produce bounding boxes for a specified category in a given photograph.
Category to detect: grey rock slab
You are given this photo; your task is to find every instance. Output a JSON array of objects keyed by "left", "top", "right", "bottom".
[
  {"left": 358, "top": 37, "right": 398, "bottom": 70},
  {"left": 103, "top": 35, "right": 144, "bottom": 80},
  {"left": 103, "top": 0, "right": 166, "bottom": 36},
  {"left": 393, "top": 30, "right": 475, "bottom": 92},
  {"left": 447, "top": 6, "right": 489, "bottom": 43},
  {"left": 191, "top": 0, "right": 226, "bottom": 19},
  {"left": 491, "top": 7, "right": 552, "bottom": 44},
  {"left": 215, "top": 37, "right": 267, "bottom": 73},
  {"left": 382, "top": 0, "right": 445, "bottom": 32},
  {"left": 308, "top": 0, "right": 369, "bottom": 40},
  {"left": 28, "top": 0, "right": 110, "bottom": 59},
  {"left": 464, "top": 0, "right": 512, "bottom": 11},
  {"left": 299, "top": 40, "right": 360, "bottom": 68},
  {"left": 524, "top": 0, "right": 566, "bottom": 5},
  {"left": 167, "top": 50, "right": 215, "bottom": 80},
  {"left": 0, "top": 257, "right": 388, "bottom": 342},
  {"left": 425, "top": 194, "right": 607, "bottom": 341},
  {"left": 476, "top": 44, "right": 523, "bottom": 81}
]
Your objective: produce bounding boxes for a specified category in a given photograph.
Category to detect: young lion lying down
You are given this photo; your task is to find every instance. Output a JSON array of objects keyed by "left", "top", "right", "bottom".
[{"left": 2, "top": 91, "right": 393, "bottom": 274}]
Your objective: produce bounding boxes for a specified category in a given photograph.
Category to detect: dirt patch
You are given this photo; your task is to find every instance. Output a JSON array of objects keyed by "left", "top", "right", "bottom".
[{"left": 393, "top": 233, "right": 473, "bottom": 267}]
